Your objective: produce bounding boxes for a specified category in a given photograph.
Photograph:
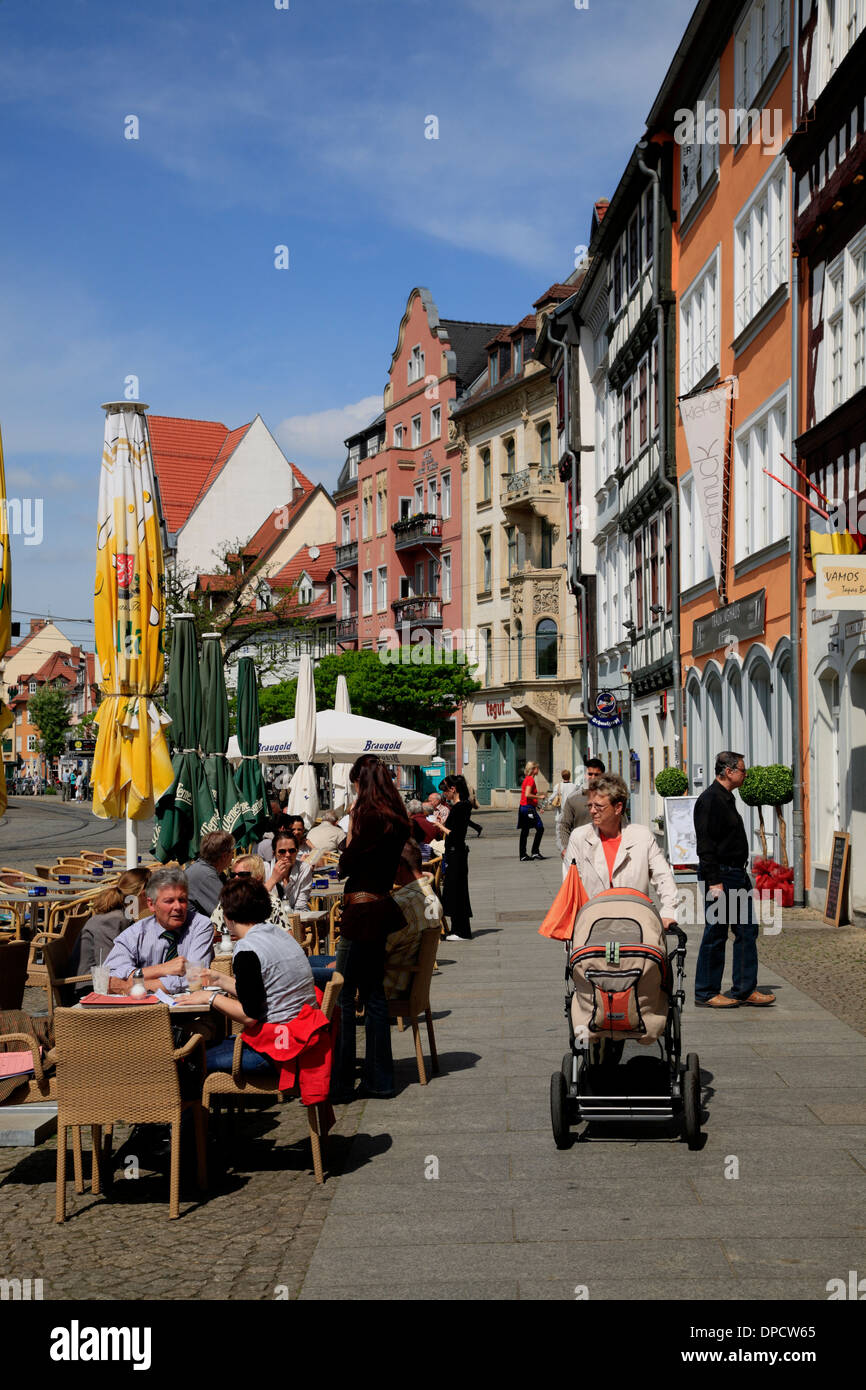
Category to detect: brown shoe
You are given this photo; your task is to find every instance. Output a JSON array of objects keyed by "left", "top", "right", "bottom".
[
  {"left": 739, "top": 989, "right": 776, "bottom": 1006},
  {"left": 696, "top": 994, "right": 740, "bottom": 1008}
]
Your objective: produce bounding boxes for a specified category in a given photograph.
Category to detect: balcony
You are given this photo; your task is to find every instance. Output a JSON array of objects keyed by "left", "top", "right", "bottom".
[
  {"left": 391, "top": 513, "right": 443, "bottom": 552},
  {"left": 501, "top": 460, "right": 560, "bottom": 520},
  {"left": 336, "top": 614, "right": 357, "bottom": 642},
  {"left": 335, "top": 540, "right": 358, "bottom": 569},
  {"left": 391, "top": 594, "right": 443, "bottom": 630}
]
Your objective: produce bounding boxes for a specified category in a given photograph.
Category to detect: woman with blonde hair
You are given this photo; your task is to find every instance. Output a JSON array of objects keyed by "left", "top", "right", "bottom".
[
  {"left": 210, "top": 853, "right": 294, "bottom": 934},
  {"left": 71, "top": 866, "right": 151, "bottom": 989},
  {"left": 517, "top": 760, "right": 545, "bottom": 861}
]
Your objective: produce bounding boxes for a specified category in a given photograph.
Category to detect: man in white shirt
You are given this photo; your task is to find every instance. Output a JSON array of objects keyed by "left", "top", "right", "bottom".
[{"left": 264, "top": 833, "right": 313, "bottom": 912}]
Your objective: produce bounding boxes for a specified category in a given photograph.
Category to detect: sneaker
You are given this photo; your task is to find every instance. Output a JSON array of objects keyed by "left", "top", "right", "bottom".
[{"left": 444, "top": 933, "right": 467, "bottom": 941}]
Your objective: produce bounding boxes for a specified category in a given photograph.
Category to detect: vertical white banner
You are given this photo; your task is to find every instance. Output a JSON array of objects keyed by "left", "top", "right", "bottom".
[{"left": 677, "top": 382, "right": 733, "bottom": 589}]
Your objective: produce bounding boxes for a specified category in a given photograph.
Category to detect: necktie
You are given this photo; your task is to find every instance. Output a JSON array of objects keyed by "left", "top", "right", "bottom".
[{"left": 159, "top": 930, "right": 179, "bottom": 963}]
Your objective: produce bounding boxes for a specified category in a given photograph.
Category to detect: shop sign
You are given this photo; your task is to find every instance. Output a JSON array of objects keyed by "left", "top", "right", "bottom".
[
  {"left": 588, "top": 689, "right": 622, "bottom": 728},
  {"left": 692, "top": 590, "right": 765, "bottom": 658},
  {"left": 816, "top": 555, "right": 866, "bottom": 611},
  {"left": 473, "top": 698, "right": 514, "bottom": 723}
]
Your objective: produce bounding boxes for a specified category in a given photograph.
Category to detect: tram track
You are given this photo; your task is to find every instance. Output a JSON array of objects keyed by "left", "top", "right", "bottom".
[{"left": 0, "top": 797, "right": 133, "bottom": 864}]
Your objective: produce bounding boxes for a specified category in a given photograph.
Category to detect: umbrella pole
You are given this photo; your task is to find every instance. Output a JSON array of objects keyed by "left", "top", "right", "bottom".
[{"left": 126, "top": 812, "right": 137, "bottom": 869}]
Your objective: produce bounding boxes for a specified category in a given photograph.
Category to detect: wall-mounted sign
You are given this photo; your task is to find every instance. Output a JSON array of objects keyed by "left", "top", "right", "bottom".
[
  {"left": 473, "top": 698, "right": 515, "bottom": 723},
  {"left": 692, "top": 590, "right": 766, "bottom": 658},
  {"left": 589, "top": 689, "right": 622, "bottom": 728},
  {"left": 816, "top": 555, "right": 866, "bottom": 610}
]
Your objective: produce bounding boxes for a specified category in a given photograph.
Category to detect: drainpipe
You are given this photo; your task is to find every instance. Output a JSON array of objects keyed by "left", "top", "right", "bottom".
[
  {"left": 790, "top": 5, "right": 805, "bottom": 906},
  {"left": 547, "top": 310, "right": 591, "bottom": 759},
  {"left": 638, "top": 141, "right": 683, "bottom": 770}
]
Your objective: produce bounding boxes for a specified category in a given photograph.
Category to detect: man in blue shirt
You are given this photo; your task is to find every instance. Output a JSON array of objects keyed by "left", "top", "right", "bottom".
[{"left": 105, "top": 867, "right": 214, "bottom": 995}]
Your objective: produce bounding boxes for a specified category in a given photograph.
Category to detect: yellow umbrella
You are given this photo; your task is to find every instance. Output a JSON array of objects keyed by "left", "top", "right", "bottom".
[
  {"left": 0, "top": 421, "right": 12, "bottom": 818},
  {"left": 91, "top": 403, "right": 172, "bottom": 858}
]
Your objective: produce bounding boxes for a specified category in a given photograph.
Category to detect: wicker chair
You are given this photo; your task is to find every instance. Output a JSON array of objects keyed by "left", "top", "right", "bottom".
[
  {"left": 27, "top": 901, "right": 93, "bottom": 991},
  {"left": 387, "top": 926, "right": 440, "bottom": 1085},
  {"left": 50, "top": 1005, "right": 208, "bottom": 1222},
  {"left": 202, "top": 973, "right": 343, "bottom": 1185},
  {"left": 327, "top": 899, "right": 342, "bottom": 954},
  {"left": 0, "top": 939, "right": 30, "bottom": 1010},
  {"left": 287, "top": 913, "right": 313, "bottom": 954}
]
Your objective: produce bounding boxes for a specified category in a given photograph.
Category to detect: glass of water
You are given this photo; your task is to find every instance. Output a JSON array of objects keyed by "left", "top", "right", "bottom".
[
  {"left": 185, "top": 960, "right": 205, "bottom": 990},
  {"left": 91, "top": 964, "right": 110, "bottom": 995}
]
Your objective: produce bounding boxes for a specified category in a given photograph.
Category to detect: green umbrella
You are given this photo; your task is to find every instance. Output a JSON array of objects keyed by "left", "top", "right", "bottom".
[
  {"left": 151, "top": 614, "right": 213, "bottom": 863},
  {"left": 233, "top": 655, "right": 270, "bottom": 849},
  {"left": 199, "top": 633, "right": 248, "bottom": 840}
]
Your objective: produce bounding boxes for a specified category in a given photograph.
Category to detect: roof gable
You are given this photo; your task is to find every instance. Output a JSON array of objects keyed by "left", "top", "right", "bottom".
[{"left": 148, "top": 415, "right": 253, "bottom": 533}]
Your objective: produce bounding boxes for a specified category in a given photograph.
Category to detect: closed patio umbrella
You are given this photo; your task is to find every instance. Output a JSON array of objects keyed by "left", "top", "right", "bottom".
[
  {"left": 91, "top": 403, "right": 173, "bottom": 865},
  {"left": 233, "top": 655, "right": 269, "bottom": 849},
  {"left": 199, "top": 632, "right": 247, "bottom": 840},
  {"left": 287, "top": 653, "right": 319, "bottom": 824},
  {"left": 331, "top": 673, "right": 353, "bottom": 813},
  {"left": 0, "top": 422, "right": 12, "bottom": 819},
  {"left": 151, "top": 613, "right": 212, "bottom": 864}
]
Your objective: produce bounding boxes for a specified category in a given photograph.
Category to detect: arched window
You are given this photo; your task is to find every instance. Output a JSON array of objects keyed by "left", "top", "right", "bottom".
[
  {"left": 705, "top": 671, "right": 723, "bottom": 782},
  {"left": 725, "top": 665, "right": 744, "bottom": 752},
  {"left": 515, "top": 619, "right": 523, "bottom": 680},
  {"left": 539, "top": 422, "right": 551, "bottom": 472},
  {"left": 536, "top": 619, "right": 557, "bottom": 678},
  {"left": 506, "top": 438, "right": 516, "bottom": 475}
]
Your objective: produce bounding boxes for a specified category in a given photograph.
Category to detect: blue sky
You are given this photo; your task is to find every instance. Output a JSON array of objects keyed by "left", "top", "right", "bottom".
[{"left": 0, "top": 0, "right": 695, "bottom": 649}]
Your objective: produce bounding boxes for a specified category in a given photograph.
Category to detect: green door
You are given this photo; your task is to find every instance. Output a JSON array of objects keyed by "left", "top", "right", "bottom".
[{"left": 476, "top": 733, "right": 494, "bottom": 805}]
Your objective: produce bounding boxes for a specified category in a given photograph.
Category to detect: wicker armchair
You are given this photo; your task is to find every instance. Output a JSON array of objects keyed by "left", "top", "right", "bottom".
[
  {"left": 50, "top": 1005, "right": 208, "bottom": 1222},
  {"left": 0, "top": 939, "right": 30, "bottom": 1010},
  {"left": 387, "top": 926, "right": 440, "bottom": 1085},
  {"left": 27, "top": 901, "right": 93, "bottom": 992},
  {"left": 202, "top": 974, "right": 343, "bottom": 1184}
]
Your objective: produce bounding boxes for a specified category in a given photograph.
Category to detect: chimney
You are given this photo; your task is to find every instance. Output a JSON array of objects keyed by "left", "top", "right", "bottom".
[{"left": 29, "top": 618, "right": 48, "bottom": 635}]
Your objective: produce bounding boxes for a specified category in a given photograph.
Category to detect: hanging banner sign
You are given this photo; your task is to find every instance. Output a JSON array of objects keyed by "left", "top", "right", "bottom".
[
  {"left": 588, "top": 689, "right": 622, "bottom": 728},
  {"left": 677, "top": 382, "right": 734, "bottom": 589}
]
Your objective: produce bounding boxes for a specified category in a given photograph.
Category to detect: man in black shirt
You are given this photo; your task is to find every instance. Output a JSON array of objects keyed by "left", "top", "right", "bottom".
[{"left": 693, "top": 751, "right": 775, "bottom": 1008}]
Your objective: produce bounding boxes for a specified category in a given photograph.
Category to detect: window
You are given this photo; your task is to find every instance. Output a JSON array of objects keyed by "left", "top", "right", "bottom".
[
  {"left": 362, "top": 492, "right": 372, "bottom": 540},
  {"left": 644, "top": 187, "right": 654, "bottom": 265},
  {"left": 854, "top": 241, "right": 866, "bottom": 393},
  {"left": 628, "top": 213, "right": 639, "bottom": 289},
  {"left": 329, "top": 578, "right": 337, "bottom": 603},
  {"left": 376, "top": 474, "right": 387, "bottom": 533},
  {"left": 29, "top": 680, "right": 37, "bottom": 694},
  {"left": 649, "top": 519, "right": 659, "bottom": 613},
  {"left": 413, "top": 481, "right": 424, "bottom": 514},
  {"left": 514, "top": 619, "right": 523, "bottom": 679},
  {"left": 680, "top": 69, "right": 720, "bottom": 220},
  {"left": 342, "top": 582, "right": 353, "bottom": 618},
  {"left": 540, "top": 519, "right": 554, "bottom": 570},
  {"left": 362, "top": 570, "right": 373, "bottom": 615},
  {"left": 680, "top": 248, "right": 720, "bottom": 393},
  {"left": 664, "top": 506, "right": 673, "bottom": 613},
  {"left": 441, "top": 551, "right": 452, "bottom": 602},
  {"left": 829, "top": 265, "right": 845, "bottom": 408},
  {"left": 505, "top": 438, "right": 516, "bottom": 474},
  {"left": 734, "top": 162, "right": 788, "bottom": 335},
  {"left": 634, "top": 533, "right": 644, "bottom": 632},
  {"left": 298, "top": 574, "right": 313, "bottom": 605},
  {"left": 341, "top": 512, "right": 351, "bottom": 544},
  {"left": 539, "top": 421, "right": 551, "bottom": 472},
  {"left": 440, "top": 471, "right": 451, "bottom": 519},
  {"left": 430, "top": 405, "right": 441, "bottom": 440},
  {"left": 489, "top": 354, "right": 499, "bottom": 386},
  {"left": 735, "top": 0, "right": 788, "bottom": 110},
  {"left": 377, "top": 566, "right": 388, "bottom": 611},
  {"left": 506, "top": 525, "right": 518, "bottom": 577},
  {"left": 393, "top": 424, "right": 404, "bottom": 448},
  {"left": 28, "top": 735, "right": 37, "bottom": 752},
  {"left": 400, "top": 575, "right": 412, "bottom": 599},
  {"left": 411, "top": 415, "right": 422, "bottom": 448},
  {"left": 480, "top": 532, "right": 492, "bottom": 592},
  {"left": 821, "top": 234, "right": 866, "bottom": 417},
  {"left": 399, "top": 496, "right": 412, "bottom": 520},
  {"left": 427, "top": 478, "right": 437, "bottom": 515},
  {"left": 623, "top": 384, "right": 632, "bottom": 466},
  {"left": 513, "top": 338, "right": 522, "bottom": 374},
  {"left": 408, "top": 345, "right": 425, "bottom": 384},
  {"left": 479, "top": 627, "right": 492, "bottom": 685},
  {"left": 481, "top": 448, "right": 491, "bottom": 500},
  {"left": 638, "top": 363, "right": 648, "bottom": 447},
  {"left": 734, "top": 389, "right": 790, "bottom": 560},
  {"left": 611, "top": 247, "right": 622, "bottom": 316},
  {"left": 536, "top": 619, "right": 558, "bottom": 679}
]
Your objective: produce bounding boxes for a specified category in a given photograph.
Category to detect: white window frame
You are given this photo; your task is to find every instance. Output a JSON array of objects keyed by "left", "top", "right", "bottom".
[
  {"left": 341, "top": 582, "right": 353, "bottom": 619},
  {"left": 734, "top": 159, "right": 788, "bottom": 336},
  {"left": 411, "top": 415, "right": 422, "bottom": 448},
  {"left": 734, "top": 384, "right": 790, "bottom": 561},
  {"left": 27, "top": 734, "right": 37, "bottom": 752},
  {"left": 29, "top": 681, "right": 37, "bottom": 694},
  {"left": 679, "top": 246, "right": 720, "bottom": 394},
  {"left": 427, "top": 477, "right": 438, "bottom": 515},
  {"left": 407, "top": 344, "right": 425, "bottom": 384},
  {"left": 376, "top": 484, "right": 386, "bottom": 534},
  {"left": 413, "top": 481, "right": 424, "bottom": 514},
  {"left": 361, "top": 493, "right": 371, "bottom": 540},
  {"left": 441, "top": 551, "right": 452, "bottom": 602},
  {"left": 820, "top": 231, "right": 866, "bottom": 418},
  {"left": 441, "top": 470, "right": 451, "bottom": 519},
  {"left": 430, "top": 405, "right": 441, "bottom": 439},
  {"left": 679, "top": 472, "right": 715, "bottom": 590},
  {"left": 680, "top": 68, "right": 720, "bottom": 220},
  {"left": 377, "top": 566, "right": 388, "bottom": 612},
  {"left": 362, "top": 569, "right": 373, "bottom": 616},
  {"left": 393, "top": 424, "right": 404, "bottom": 448},
  {"left": 341, "top": 512, "right": 351, "bottom": 544},
  {"left": 735, "top": 0, "right": 789, "bottom": 111}
]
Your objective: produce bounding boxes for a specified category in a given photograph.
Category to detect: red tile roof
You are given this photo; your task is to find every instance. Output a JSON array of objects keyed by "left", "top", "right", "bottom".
[
  {"left": 268, "top": 541, "right": 337, "bottom": 590},
  {"left": 532, "top": 283, "right": 576, "bottom": 309},
  {"left": 147, "top": 415, "right": 252, "bottom": 532},
  {"left": 194, "top": 574, "right": 236, "bottom": 593}
]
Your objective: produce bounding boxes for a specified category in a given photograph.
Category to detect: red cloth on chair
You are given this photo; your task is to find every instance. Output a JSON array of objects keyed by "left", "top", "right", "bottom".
[{"left": 241, "top": 1004, "right": 333, "bottom": 1104}]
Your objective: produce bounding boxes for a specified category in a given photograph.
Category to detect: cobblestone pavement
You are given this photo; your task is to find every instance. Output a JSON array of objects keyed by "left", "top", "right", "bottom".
[{"left": 759, "top": 920, "right": 866, "bottom": 1038}]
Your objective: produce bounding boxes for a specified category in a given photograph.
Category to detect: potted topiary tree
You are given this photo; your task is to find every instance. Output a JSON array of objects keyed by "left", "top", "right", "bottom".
[
  {"left": 763, "top": 764, "right": 794, "bottom": 868},
  {"left": 654, "top": 766, "right": 689, "bottom": 832},
  {"left": 739, "top": 765, "right": 795, "bottom": 905}
]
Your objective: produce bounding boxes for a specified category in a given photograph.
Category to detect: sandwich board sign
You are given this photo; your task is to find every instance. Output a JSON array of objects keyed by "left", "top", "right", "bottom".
[{"left": 663, "top": 795, "right": 699, "bottom": 871}]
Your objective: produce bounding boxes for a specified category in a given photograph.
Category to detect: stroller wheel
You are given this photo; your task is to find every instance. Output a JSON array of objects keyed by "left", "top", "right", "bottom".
[
  {"left": 562, "top": 1052, "right": 574, "bottom": 1088},
  {"left": 550, "top": 1071, "right": 572, "bottom": 1150},
  {"left": 683, "top": 1052, "right": 702, "bottom": 1150}
]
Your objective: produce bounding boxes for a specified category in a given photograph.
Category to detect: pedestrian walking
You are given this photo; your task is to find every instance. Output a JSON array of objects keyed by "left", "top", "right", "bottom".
[
  {"left": 517, "top": 761, "right": 545, "bottom": 860},
  {"left": 693, "top": 750, "right": 776, "bottom": 1009},
  {"left": 61, "top": 768, "right": 71, "bottom": 802},
  {"left": 440, "top": 774, "right": 473, "bottom": 940}
]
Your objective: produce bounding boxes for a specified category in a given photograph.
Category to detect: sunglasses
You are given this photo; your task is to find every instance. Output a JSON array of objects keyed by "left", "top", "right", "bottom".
[
  {"left": 229, "top": 869, "right": 252, "bottom": 878},
  {"left": 275, "top": 848, "right": 297, "bottom": 856}
]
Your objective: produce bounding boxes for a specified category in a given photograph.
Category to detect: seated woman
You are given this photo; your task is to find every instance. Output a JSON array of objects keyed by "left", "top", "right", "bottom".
[
  {"left": 67, "top": 867, "right": 152, "bottom": 993},
  {"left": 211, "top": 853, "right": 294, "bottom": 935},
  {"left": 406, "top": 799, "right": 441, "bottom": 846},
  {"left": 187, "top": 877, "right": 318, "bottom": 1079},
  {"left": 563, "top": 773, "right": 678, "bottom": 927}
]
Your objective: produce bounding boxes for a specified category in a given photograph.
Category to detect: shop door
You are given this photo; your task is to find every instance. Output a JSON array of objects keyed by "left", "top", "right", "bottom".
[{"left": 476, "top": 733, "right": 494, "bottom": 805}]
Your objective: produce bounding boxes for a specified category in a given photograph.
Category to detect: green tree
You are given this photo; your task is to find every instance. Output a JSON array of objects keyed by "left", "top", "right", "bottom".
[
  {"left": 27, "top": 687, "right": 71, "bottom": 761},
  {"left": 655, "top": 767, "right": 688, "bottom": 798},
  {"left": 739, "top": 765, "right": 793, "bottom": 864},
  {"left": 258, "top": 650, "right": 481, "bottom": 740}
]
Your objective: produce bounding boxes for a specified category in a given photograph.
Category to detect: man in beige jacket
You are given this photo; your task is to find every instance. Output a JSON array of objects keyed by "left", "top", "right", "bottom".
[{"left": 564, "top": 773, "right": 678, "bottom": 925}]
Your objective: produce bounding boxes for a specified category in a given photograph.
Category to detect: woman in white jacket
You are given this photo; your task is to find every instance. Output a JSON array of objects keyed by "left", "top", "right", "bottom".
[{"left": 564, "top": 773, "right": 679, "bottom": 926}]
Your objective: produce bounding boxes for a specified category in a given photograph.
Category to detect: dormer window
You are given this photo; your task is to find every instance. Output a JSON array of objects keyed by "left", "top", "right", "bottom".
[
  {"left": 408, "top": 345, "right": 425, "bottom": 384},
  {"left": 298, "top": 575, "right": 313, "bottom": 605},
  {"left": 29, "top": 680, "right": 37, "bottom": 694},
  {"left": 499, "top": 345, "right": 511, "bottom": 378},
  {"left": 490, "top": 354, "right": 499, "bottom": 386},
  {"left": 513, "top": 339, "right": 522, "bottom": 374},
  {"left": 256, "top": 582, "right": 272, "bottom": 611}
]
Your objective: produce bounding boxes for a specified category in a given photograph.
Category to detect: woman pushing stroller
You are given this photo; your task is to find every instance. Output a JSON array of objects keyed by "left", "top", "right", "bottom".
[{"left": 563, "top": 773, "right": 678, "bottom": 927}]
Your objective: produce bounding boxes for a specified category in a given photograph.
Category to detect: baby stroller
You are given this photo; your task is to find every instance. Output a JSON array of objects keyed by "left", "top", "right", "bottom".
[{"left": 549, "top": 887, "right": 702, "bottom": 1149}]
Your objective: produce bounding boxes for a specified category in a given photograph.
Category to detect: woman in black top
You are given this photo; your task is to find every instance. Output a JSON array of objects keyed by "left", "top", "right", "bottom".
[
  {"left": 332, "top": 755, "right": 410, "bottom": 1100},
  {"left": 440, "top": 775, "right": 473, "bottom": 941}
]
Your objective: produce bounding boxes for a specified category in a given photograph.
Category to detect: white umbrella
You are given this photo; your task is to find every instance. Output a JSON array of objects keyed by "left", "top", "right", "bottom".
[
  {"left": 287, "top": 654, "right": 319, "bottom": 824},
  {"left": 227, "top": 708, "right": 436, "bottom": 766},
  {"left": 331, "top": 674, "right": 353, "bottom": 813}
]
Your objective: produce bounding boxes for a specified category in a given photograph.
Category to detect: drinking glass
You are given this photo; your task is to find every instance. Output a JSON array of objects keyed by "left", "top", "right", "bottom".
[
  {"left": 186, "top": 960, "right": 205, "bottom": 990},
  {"left": 91, "top": 964, "right": 110, "bottom": 995}
]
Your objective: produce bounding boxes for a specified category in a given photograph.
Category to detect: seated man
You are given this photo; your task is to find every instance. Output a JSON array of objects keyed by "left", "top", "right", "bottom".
[
  {"left": 386, "top": 839, "right": 441, "bottom": 998},
  {"left": 305, "top": 811, "right": 346, "bottom": 859},
  {"left": 104, "top": 867, "right": 214, "bottom": 995},
  {"left": 185, "top": 830, "right": 235, "bottom": 917},
  {"left": 264, "top": 833, "right": 313, "bottom": 911}
]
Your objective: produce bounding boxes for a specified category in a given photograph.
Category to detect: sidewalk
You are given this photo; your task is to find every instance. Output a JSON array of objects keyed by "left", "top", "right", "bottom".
[{"left": 299, "top": 813, "right": 866, "bottom": 1301}]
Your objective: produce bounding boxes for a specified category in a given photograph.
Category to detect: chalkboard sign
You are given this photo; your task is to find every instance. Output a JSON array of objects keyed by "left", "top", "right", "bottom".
[
  {"left": 663, "top": 795, "right": 700, "bottom": 869},
  {"left": 823, "top": 831, "right": 850, "bottom": 927}
]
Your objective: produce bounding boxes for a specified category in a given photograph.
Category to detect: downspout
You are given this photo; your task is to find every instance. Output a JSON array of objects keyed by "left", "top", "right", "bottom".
[
  {"left": 548, "top": 310, "right": 591, "bottom": 757},
  {"left": 790, "top": 1, "right": 805, "bottom": 906},
  {"left": 638, "top": 141, "right": 683, "bottom": 769}
]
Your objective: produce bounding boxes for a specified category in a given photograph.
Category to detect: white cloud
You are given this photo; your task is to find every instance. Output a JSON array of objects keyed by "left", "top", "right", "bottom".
[{"left": 275, "top": 395, "right": 382, "bottom": 466}]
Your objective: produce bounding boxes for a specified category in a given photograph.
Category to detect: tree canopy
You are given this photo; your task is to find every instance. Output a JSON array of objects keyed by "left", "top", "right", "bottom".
[
  {"left": 27, "top": 687, "right": 71, "bottom": 760},
  {"left": 257, "top": 650, "right": 481, "bottom": 739}
]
